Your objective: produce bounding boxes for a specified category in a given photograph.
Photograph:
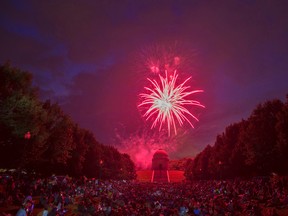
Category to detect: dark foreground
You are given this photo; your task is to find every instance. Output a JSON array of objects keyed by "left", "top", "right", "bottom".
[{"left": 1, "top": 173, "right": 288, "bottom": 215}]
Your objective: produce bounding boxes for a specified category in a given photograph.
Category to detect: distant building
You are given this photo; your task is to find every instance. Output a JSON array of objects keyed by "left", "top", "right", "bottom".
[
  {"left": 136, "top": 149, "right": 185, "bottom": 183},
  {"left": 152, "top": 149, "right": 169, "bottom": 171}
]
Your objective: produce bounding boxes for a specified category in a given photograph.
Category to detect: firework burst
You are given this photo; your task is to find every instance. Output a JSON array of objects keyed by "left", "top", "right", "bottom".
[{"left": 138, "top": 70, "right": 204, "bottom": 135}]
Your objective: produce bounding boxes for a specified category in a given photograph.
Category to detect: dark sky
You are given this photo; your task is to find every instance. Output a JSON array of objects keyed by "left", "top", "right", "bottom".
[{"left": 1, "top": 0, "right": 288, "bottom": 159}]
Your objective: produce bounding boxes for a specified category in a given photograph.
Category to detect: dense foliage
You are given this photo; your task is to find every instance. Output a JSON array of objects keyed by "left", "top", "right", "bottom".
[
  {"left": 169, "top": 158, "right": 191, "bottom": 171},
  {"left": 0, "top": 63, "right": 136, "bottom": 179},
  {"left": 185, "top": 96, "right": 288, "bottom": 180}
]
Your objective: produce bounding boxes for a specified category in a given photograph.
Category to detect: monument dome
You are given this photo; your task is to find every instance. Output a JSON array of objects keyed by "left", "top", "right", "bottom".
[{"left": 152, "top": 149, "right": 169, "bottom": 170}]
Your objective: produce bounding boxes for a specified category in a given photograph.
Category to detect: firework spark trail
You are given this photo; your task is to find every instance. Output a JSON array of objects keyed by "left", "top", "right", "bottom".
[{"left": 139, "top": 70, "right": 205, "bottom": 135}]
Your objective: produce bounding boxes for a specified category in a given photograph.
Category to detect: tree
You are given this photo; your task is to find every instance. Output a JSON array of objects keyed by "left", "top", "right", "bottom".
[
  {"left": 243, "top": 100, "right": 283, "bottom": 175},
  {"left": 0, "top": 62, "right": 36, "bottom": 101},
  {"left": 184, "top": 158, "right": 194, "bottom": 180},
  {"left": 229, "top": 120, "right": 250, "bottom": 177},
  {"left": 0, "top": 63, "right": 136, "bottom": 178},
  {"left": 68, "top": 126, "right": 93, "bottom": 175},
  {"left": 118, "top": 153, "right": 136, "bottom": 180},
  {"left": 215, "top": 122, "right": 243, "bottom": 178},
  {"left": 186, "top": 145, "right": 212, "bottom": 180},
  {"left": 82, "top": 138, "right": 103, "bottom": 178},
  {"left": 276, "top": 95, "right": 288, "bottom": 174},
  {"left": 35, "top": 101, "right": 76, "bottom": 173},
  {"left": 0, "top": 63, "right": 48, "bottom": 167}
]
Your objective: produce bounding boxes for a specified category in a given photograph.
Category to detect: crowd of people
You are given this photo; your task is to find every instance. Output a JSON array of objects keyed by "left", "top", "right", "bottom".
[{"left": 0, "top": 172, "right": 288, "bottom": 216}]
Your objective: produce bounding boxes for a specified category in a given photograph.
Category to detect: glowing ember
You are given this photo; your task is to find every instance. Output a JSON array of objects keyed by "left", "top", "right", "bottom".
[{"left": 138, "top": 70, "right": 204, "bottom": 135}]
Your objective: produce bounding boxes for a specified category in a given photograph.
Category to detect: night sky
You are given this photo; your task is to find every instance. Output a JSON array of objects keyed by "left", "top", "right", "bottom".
[{"left": 1, "top": 1, "right": 288, "bottom": 160}]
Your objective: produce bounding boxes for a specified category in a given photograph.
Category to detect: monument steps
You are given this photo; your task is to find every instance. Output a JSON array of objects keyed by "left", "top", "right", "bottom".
[
  {"left": 136, "top": 170, "right": 185, "bottom": 182},
  {"left": 136, "top": 149, "right": 185, "bottom": 183},
  {"left": 153, "top": 170, "right": 169, "bottom": 183}
]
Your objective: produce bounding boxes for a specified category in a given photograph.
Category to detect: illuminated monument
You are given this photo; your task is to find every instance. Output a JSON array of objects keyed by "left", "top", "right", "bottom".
[
  {"left": 136, "top": 149, "right": 185, "bottom": 183},
  {"left": 151, "top": 149, "right": 169, "bottom": 183},
  {"left": 152, "top": 149, "right": 169, "bottom": 170}
]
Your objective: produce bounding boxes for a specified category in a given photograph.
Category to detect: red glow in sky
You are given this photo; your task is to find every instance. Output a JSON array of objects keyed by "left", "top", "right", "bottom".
[
  {"left": 116, "top": 128, "right": 185, "bottom": 169},
  {"left": 1, "top": 1, "right": 288, "bottom": 158}
]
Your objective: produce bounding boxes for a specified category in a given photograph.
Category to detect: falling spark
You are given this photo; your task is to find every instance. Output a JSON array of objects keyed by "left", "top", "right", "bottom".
[{"left": 139, "top": 70, "right": 204, "bottom": 135}]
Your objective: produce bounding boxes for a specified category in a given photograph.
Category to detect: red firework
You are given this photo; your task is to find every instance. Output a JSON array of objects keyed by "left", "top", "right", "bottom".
[{"left": 138, "top": 70, "right": 204, "bottom": 135}]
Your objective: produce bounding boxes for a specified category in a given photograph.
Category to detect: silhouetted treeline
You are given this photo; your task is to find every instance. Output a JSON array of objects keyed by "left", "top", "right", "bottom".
[
  {"left": 185, "top": 95, "right": 288, "bottom": 180},
  {"left": 169, "top": 158, "right": 191, "bottom": 171},
  {"left": 0, "top": 63, "right": 136, "bottom": 179}
]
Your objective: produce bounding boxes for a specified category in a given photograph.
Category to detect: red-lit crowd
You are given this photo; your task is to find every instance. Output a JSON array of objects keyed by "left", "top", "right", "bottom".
[{"left": 0, "top": 173, "right": 288, "bottom": 216}]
